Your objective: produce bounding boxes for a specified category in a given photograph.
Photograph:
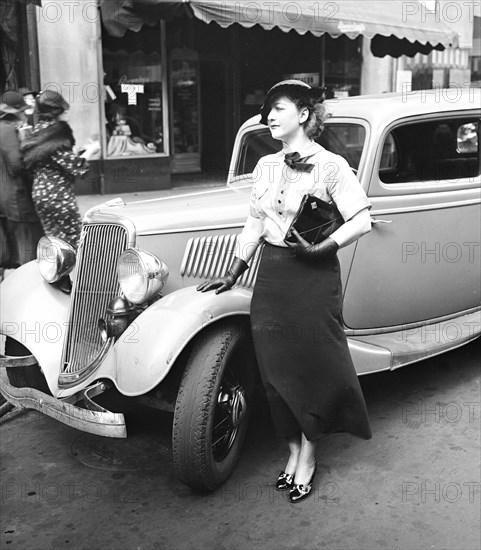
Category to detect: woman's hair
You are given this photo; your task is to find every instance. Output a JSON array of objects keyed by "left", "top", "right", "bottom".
[
  {"left": 260, "top": 80, "right": 330, "bottom": 139},
  {"left": 109, "top": 101, "right": 128, "bottom": 120},
  {"left": 300, "top": 100, "right": 329, "bottom": 140},
  {"left": 36, "top": 111, "right": 58, "bottom": 122}
]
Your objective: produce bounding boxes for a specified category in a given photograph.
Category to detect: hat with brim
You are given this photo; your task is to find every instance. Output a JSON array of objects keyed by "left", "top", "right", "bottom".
[
  {"left": 19, "top": 87, "right": 38, "bottom": 98},
  {"left": 0, "top": 90, "right": 28, "bottom": 115},
  {"left": 35, "top": 89, "right": 70, "bottom": 116},
  {"left": 259, "top": 79, "right": 324, "bottom": 125}
]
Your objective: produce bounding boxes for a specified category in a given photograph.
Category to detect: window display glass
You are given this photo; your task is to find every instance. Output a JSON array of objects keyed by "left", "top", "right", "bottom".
[
  {"left": 101, "top": 23, "right": 167, "bottom": 157},
  {"left": 324, "top": 36, "right": 362, "bottom": 97}
]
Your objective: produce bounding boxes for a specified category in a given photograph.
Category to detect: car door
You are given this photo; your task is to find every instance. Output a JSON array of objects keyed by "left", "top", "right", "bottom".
[{"left": 343, "top": 111, "right": 480, "bottom": 330}]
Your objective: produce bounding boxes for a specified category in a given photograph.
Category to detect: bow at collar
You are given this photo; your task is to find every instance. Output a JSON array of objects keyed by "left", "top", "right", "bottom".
[{"left": 284, "top": 152, "right": 315, "bottom": 173}]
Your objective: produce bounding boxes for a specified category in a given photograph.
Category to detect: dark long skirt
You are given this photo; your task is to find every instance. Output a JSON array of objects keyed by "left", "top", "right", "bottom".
[
  {"left": 250, "top": 242, "right": 372, "bottom": 441},
  {"left": 0, "top": 217, "right": 44, "bottom": 267}
]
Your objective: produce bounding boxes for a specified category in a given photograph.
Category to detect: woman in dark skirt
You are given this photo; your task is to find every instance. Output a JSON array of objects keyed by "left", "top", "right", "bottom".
[{"left": 198, "top": 80, "right": 372, "bottom": 503}]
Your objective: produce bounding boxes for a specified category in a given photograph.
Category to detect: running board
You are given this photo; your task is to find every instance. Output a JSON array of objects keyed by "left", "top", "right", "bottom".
[{"left": 350, "top": 309, "right": 480, "bottom": 371}]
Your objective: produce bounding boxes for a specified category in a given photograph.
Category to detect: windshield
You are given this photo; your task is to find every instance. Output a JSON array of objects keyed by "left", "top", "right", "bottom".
[{"left": 232, "top": 123, "right": 366, "bottom": 180}]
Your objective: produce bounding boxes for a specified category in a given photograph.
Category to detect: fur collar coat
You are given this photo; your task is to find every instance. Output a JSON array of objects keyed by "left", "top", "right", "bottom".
[{"left": 21, "top": 121, "right": 75, "bottom": 170}]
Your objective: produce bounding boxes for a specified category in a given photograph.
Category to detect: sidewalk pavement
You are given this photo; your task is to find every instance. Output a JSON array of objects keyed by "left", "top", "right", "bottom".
[{"left": 76, "top": 179, "right": 224, "bottom": 215}]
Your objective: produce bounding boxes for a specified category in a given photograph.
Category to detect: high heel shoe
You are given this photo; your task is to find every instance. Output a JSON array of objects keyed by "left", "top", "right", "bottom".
[
  {"left": 275, "top": 471, "right": 294, "bottom": 491},
  {"left": 288, "top": 461, "right": 317, "bottom": 503}
]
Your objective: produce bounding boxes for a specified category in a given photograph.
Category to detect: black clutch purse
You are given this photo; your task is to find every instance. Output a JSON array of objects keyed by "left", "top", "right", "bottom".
[{"left": 285, "top": 194, "right": 344, "bottom": 245}]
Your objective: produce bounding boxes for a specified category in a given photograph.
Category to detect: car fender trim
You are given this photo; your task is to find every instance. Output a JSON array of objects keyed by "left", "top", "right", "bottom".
[{"left": 0, "top": 354, "right": 38, "bottom": 368}]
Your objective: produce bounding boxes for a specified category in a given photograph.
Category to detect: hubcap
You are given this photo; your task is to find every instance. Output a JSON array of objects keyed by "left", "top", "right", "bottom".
[
  {"left": 212, "top": 377, "right": 248, "bottom": 462},
  {"left": 230, "top": 387, "right": 247, "bottom": 428}
]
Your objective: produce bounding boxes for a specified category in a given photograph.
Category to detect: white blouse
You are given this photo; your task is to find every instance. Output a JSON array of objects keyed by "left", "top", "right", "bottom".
[{"left": 248, "top": 142, "right": 371, "bottom": 247}]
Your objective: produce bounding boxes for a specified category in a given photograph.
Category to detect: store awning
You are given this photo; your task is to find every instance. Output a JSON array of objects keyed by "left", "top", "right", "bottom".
[{"left": 101, "top": 0, "right": 459, "bottom": 57}]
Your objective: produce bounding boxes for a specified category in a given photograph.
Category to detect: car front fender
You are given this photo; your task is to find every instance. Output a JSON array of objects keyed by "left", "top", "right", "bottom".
[
  {"left": 0, "top": 261, "right": 70, "bottom": 396},
  {"left": 113, "top": 285, "right": 252, "bottom": 395}
]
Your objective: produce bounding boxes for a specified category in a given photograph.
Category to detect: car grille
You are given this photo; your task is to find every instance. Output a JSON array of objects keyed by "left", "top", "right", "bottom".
[
  {"left": 180, "top": 233, "right": 261, "bottom": 288},
  {"left": 61, "top": 223, "right": 129, "bottom": 377}
]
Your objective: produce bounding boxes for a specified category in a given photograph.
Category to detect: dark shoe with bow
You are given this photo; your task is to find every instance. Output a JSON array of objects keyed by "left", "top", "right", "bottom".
[
  {"left": 275, "top": 471, "right": 294, "bottom": 491},
  {"left": 288, "top": 461, "right": 317, "bottom": 503}
]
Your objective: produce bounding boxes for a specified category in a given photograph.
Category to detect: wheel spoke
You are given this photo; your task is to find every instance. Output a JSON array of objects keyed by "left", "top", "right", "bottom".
[
  {"left": 213, "top": 415, "right": 229, "bottom": 432},
  {"left": 212, "top": 432, "right": 229, "bottom": 448},
  {"left": 213, "top": 427, "right": 237, "bottom": 450}
]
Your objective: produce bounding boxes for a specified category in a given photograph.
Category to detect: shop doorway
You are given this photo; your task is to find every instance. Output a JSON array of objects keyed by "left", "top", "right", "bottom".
[{"left": 200, "top": 56, "right": 232, "bottom": 180}]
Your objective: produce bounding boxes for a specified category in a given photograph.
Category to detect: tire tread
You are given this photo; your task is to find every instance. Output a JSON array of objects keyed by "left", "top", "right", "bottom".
[{"left": 172, "top": 320, "right": 249, "bottom": 491}]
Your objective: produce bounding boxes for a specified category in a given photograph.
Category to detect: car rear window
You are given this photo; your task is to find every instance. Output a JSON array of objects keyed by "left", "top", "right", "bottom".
[
  {"left": 234, "top": 123, "right": 367, "bottom": 177},
  {"left": 379, "top": 118, "right": 480, "bottom": 184}
]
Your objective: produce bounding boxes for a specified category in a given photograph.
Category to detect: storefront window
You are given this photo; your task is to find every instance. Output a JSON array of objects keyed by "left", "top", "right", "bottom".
[
  {"left": 101, "top": 22, "right": 167, "bottom": 157},
  {"left": 324, "top": 36, "right": 362, "bottom": 97}
]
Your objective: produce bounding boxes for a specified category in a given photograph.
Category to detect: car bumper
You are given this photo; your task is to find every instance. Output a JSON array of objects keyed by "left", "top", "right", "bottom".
[{"left": 0, "top": 354, "right": 127, "bottom": 438}]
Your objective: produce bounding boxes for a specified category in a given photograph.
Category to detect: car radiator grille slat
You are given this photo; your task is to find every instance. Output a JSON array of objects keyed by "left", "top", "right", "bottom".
[
  {"left": 62, "top": 224, "right": 128, "bottom": 375},
  {"left": 180, "top": 234, "right": 262, "bottom": 288},
  {"left": 199, "top": 236, "right": 215, "bottom": 275},
  {"left": 189, "top": 237, "right": 202, "bottom": 275}
]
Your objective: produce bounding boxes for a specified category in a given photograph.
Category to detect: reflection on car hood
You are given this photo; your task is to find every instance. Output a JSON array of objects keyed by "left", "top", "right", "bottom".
[{"left": 85, "top": 185, "right": 251, "bottom": 234}]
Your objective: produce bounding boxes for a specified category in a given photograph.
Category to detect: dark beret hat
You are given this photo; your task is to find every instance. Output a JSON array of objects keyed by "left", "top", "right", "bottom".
[
  {"left": 0, "top": 90, "right": 27, "bottom": 114},
  {"left": 35, "top": 90, "right": 70, "bottom": 115},
  {"left": 259, "top": 79, "right": 325, "bottom": 125}
]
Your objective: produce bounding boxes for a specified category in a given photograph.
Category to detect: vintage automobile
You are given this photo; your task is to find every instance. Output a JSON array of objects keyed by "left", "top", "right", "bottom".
[{"left": 1, "top": 88, "right": 480, "bottom": 491}]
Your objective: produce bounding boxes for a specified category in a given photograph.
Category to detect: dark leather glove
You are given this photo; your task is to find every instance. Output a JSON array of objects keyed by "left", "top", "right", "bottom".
[
  {"left": 285, "top": 229, "right": 339, "bottom": 261},
  {"left": 196, "top": 256, "right": 249, "bottom": 294}
]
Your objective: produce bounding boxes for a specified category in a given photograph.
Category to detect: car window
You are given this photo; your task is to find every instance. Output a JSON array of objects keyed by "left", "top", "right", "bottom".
[
  {"left": 380, "top": 133, "right": 399, "bottom": 171},
  {"left": 379, "top": 118, "right": 480, "bottom": 184},
  {"left": 317, "top": 124, "right": 366, "bottom": 172},
  {"left": 234, "top": 123, "right": 367, "bottom": 177},
  {"left": 234, "top": 129, "right": 280, "bottom": 176}
]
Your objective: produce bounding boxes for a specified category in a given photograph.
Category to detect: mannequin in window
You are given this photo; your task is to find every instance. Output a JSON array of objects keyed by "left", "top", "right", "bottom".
[
  {"left": 107, "top": 102, "right": 142, "bottom": 141},
  {"left": 106, "top": 102, "right": 155, "bottom": 156}
]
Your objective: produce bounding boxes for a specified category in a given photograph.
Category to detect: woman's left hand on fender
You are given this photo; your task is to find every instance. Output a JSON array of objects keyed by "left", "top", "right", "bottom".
[{"left": 285, "top": 229, "right": 339, "bottom": 260}]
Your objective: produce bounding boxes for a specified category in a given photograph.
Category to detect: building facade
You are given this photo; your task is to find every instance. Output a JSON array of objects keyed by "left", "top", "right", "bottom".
[{"left": 25, "top": 0, "right": 473, "bottom": 194}]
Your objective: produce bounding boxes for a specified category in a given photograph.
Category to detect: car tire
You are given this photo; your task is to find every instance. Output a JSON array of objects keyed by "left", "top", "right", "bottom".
[{"left": 172, "top": 319, "right": 255, "bottom": 492}]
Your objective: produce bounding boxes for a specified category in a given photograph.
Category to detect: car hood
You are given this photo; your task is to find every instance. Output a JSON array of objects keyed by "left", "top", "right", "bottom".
[{"left": 84, "top": 185, "right": 251, "bottom": 234}]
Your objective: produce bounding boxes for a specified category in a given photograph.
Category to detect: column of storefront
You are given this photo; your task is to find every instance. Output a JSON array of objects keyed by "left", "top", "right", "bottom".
[
  {"left": 360, "top": 39, "right": 394, "bottom": 95},
  {"left": 35, "top": 1, "right": 102, "bottom": 193},
  {"left": 35, "top": 2, "right": 172, "bottom": 194}
]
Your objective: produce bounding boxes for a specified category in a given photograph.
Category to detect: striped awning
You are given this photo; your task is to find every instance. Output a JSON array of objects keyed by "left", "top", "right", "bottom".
[{"left": 101, "top": 0, "right": 459, "bottom": 56}]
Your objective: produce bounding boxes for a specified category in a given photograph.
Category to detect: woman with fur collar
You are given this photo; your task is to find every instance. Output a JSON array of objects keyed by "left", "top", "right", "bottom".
[
  {"left": 0, "top": 91, "right": 44, "bottom": 272},
  {"left": 21, "top": 90, "right": 94, "bottom": 249}
]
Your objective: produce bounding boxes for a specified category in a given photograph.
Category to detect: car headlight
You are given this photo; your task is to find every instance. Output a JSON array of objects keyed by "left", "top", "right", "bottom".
[
  {"left": 117, "top": 248, "right": 169, "bottom": 304},
  {"left": 36, "top": 236, "right": 76, "bottom": 283}
]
